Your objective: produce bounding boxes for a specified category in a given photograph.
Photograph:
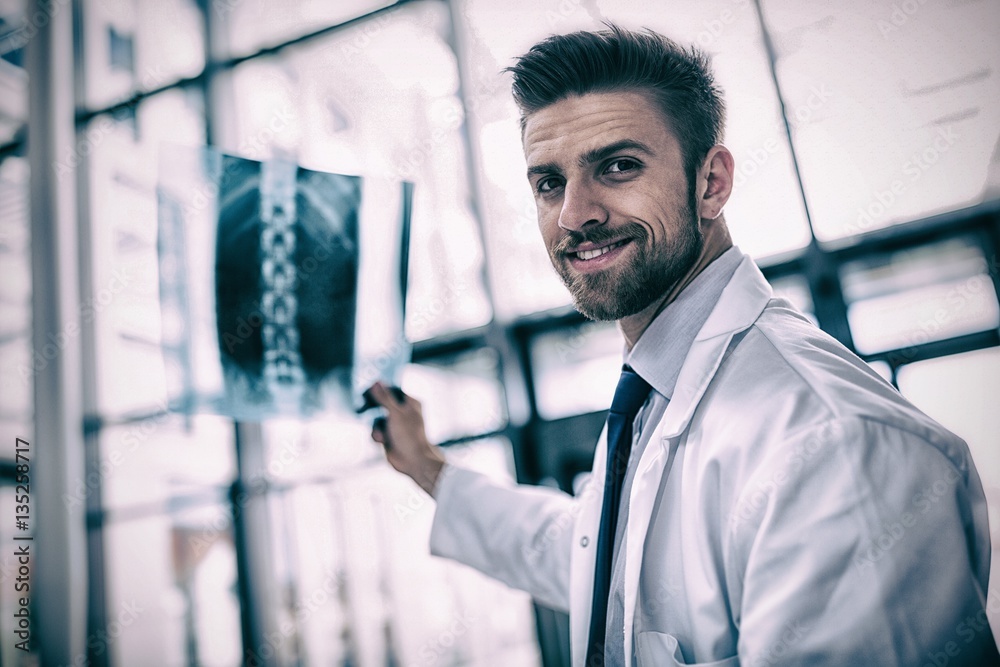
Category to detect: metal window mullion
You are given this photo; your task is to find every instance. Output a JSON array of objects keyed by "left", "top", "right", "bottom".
[
  {"left": 196, "top": 2, "right": 279, "bottom": 663},
  {"left": 68, "top": 0, "right": 114, "bottom": 663},
  {"left": 751, "top": 0, "right": 855, "bottom": 350},
  {"left": 444, "top": 0, "right": 532, "bottom": 440},
  {"left": 231, "top": 421, "right": 279, "bottom": 667},
  {"left": 26, "top": 0, "right": 88, "bottom": 662}
]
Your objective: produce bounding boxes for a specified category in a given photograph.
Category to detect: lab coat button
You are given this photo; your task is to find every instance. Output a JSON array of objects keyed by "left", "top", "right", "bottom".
[{"left": 580, "top": 536, "right": 589, "bottom": 547}]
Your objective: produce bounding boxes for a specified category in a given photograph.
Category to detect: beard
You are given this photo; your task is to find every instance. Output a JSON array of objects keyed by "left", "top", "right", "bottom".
[{"left": 548, "top": 197, "right": 703, "bottom": 321}]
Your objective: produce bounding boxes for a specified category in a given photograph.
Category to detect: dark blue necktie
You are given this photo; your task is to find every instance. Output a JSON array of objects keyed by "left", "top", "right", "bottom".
[{"left": 586, "top": 365, "right": 653, "bottom": 665}]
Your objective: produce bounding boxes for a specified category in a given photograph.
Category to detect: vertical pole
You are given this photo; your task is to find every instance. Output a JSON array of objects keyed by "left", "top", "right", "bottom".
[
  {"left": 232, "top": 422, "right": 278, "bottom": 666},
  {"left": 25, "top": 0, "right": 88, "bottom": 662}
]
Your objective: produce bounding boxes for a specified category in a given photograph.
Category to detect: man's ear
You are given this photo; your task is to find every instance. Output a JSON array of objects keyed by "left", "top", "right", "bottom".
[{"left": 697, "top": 145, "right": 735, "bottom": 221}]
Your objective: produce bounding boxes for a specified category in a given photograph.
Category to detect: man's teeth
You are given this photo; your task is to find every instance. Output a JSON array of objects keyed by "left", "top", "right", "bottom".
[{"left": 577, "top": 241, "right": 625, "bottom": 260}]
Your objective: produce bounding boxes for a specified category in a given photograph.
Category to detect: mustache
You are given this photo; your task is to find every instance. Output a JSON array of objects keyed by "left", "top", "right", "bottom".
[{"left": 552, "top": 223, "right": 648, "bottom": 255}]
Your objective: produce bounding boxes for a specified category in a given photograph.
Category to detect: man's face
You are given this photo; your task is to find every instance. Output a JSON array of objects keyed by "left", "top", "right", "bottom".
[{"left": 523, "top": 90, "right": 702, "bottom": 321}]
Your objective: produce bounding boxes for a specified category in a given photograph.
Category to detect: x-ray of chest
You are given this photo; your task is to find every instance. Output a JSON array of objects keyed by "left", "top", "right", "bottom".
[{"left": 157, "top": 146, "right": 411, "bottom": 419}]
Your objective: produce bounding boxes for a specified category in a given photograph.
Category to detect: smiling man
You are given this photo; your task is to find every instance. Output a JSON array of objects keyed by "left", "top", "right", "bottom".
[{"left": 367, "top": 24, "right": 999, "bottom": 667}]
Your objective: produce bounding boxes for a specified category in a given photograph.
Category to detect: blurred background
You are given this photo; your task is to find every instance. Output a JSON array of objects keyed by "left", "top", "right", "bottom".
[{"left": 0, "top": 0, "right": 998, "bottom": 664}]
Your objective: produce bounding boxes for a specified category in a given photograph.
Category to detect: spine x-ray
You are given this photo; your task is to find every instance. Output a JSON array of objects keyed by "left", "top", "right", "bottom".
[{"left": 157, "top": 146, "right": 411, "bottom": 419}]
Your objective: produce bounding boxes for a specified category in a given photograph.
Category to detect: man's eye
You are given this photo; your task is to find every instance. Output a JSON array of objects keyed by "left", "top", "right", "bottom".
[
  {"left": 537, "top": 177, "right": 564, "bottom": 193},
  {"left": 605, "top": 159, "right": 640, "bottom": 174}
]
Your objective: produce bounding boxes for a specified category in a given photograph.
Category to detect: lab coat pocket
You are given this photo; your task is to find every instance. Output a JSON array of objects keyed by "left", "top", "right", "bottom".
[{"left": 635, "top": 631, "right": 739, "bottom": 666}]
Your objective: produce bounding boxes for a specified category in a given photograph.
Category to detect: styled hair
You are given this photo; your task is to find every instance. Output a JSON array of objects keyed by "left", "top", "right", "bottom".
[{"left": 506, "top": 23, "right": 726, "bottom": 180}]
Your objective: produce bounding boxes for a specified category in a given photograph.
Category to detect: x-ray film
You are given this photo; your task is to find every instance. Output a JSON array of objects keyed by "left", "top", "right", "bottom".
[{"left": 157, "top": 146, "right": 411, "bottom": 419}]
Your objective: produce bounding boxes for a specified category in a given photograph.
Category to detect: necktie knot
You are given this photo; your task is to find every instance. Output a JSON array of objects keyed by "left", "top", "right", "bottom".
[{"left": 610, "top": 365, "right": 652, "bottom": 418}]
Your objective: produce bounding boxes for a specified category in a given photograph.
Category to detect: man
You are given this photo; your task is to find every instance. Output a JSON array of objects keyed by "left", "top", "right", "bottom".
[{"left": 367, "top": 25, "right": 999, "bottom": 666}]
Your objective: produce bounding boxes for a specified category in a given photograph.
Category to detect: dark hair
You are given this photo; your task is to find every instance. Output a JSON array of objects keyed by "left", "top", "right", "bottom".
[{"left": 506, "top": 23, "right": 726, "bottom": 180}]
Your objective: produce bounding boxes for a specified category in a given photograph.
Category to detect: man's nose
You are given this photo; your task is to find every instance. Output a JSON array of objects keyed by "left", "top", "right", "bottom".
[{"left": 557, "top": 180, "right": 608, "bottom": 232}]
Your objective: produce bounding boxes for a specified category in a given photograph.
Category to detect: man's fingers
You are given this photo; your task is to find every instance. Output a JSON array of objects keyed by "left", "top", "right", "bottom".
[{"left": 366, "top": 382, "right": 404, "bottom": 411}]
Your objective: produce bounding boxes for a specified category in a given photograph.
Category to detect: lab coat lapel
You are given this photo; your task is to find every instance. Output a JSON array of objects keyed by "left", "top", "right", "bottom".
[{"left": 620, "top": 255, "right": 773, "bottom": 661}]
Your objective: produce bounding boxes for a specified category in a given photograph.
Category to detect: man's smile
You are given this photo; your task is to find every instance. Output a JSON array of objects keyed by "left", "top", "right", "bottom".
[{"left": 565, "top": 238, "right": 633, "bottom": 272}]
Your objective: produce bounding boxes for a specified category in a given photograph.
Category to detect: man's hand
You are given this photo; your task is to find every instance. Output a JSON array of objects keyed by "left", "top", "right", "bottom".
[{"left": 366, "top": 382, "right": 446, "bottom": 496}]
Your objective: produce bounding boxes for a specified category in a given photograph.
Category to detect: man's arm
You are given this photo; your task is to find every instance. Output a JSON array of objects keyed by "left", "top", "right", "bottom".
[
  {"left": 729, "top": 417, "right": 999, "bottom": 666},
  {"left": 366, "top": 382, "right": 576, "bottom": 611}
]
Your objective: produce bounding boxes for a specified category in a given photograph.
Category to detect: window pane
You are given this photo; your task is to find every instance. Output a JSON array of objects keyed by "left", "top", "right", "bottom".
[
  {"left": 0, "top": 156, "right": 31, "bottom": 449},
  {"left": 896, "top": 348, "right": 1000, "bottom": 640},
  {"left": 841, "top": 238, "right": 1000, "bottom": 355},
  {"left": 85, "top": 90, "right": 206, "bottom": 418},
  {"left": 456, "top": 0, "right": 813, "bottom": 319},
  {"left": 768, "top": 273, "right": 816, "bottom": 323},
  {"left": 761, "top": 1, "right": 1000, "bottom": 241},
  {"left": 211, "top": 0, "right": 394, "bottom": 59},
  {"left": 81, "top": 0, "right": 205, "bottom": 110},
  {"left": 401, "top": 347, "right": 507, "bottom": 442},
  {"left": 96, "top": 413, "right": 235, "bottom": 512},
  {"left": 866, "top": 359, "right": 893, "bottom": 384},
  {"left": 104, "top": 506, "right": 242, "bottom": 665},
  {"left": 213, "top": 1, "right": 491, "bottom": 341},
  {"left": 266, "top": 437, "right": 541, "bottom": 666},
  {"left": 531, "top": 321, "right": 622, "bottom": 420}
]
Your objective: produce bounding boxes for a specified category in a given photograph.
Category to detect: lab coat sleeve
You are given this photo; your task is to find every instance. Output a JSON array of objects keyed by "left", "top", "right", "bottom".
[
  {"left": 729, "top": 417, "right": 999, "bottom": 667},
  {"left": 429, "top": 464, "right": 576, "bottom": 612}
]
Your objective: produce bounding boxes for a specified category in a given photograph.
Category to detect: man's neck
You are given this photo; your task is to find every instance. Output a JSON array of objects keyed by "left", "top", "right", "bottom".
[{"left": 619, "top": 217, "right": 733, "bottom": 350}]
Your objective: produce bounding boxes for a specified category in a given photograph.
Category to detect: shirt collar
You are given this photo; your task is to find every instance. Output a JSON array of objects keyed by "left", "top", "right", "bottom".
[{"left": 625, "top": 246, "right": 744, "bottom": 400}]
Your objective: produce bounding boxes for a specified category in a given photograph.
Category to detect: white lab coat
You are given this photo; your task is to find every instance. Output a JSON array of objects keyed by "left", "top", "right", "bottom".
[{"left": 429, "top": 254, "right": 998, "bottom": 666}]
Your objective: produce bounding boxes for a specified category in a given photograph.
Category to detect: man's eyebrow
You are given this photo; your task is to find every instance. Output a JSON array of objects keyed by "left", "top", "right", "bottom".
[
  {"left": 579, "top": 139, "right": 655, "bottom": 168},
  {"left": 526, "top": 162, "right": 560, "bottom": 178},
  {"left": 525, "top": 139, "right": 655, "bottom": 179}
]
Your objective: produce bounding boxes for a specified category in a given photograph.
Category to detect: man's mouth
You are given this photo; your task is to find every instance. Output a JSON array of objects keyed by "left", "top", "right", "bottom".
[
  {"left": 563, "top": 238, "right": 633, "bottom": 274},
  {"left": 570, "top": 239, "right": 629, "bottom": 260}
]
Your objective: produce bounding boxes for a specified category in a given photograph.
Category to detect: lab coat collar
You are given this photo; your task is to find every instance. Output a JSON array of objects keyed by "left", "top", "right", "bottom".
[{"left": 626, "top": 247, "right": 743, "bottom": 401}]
